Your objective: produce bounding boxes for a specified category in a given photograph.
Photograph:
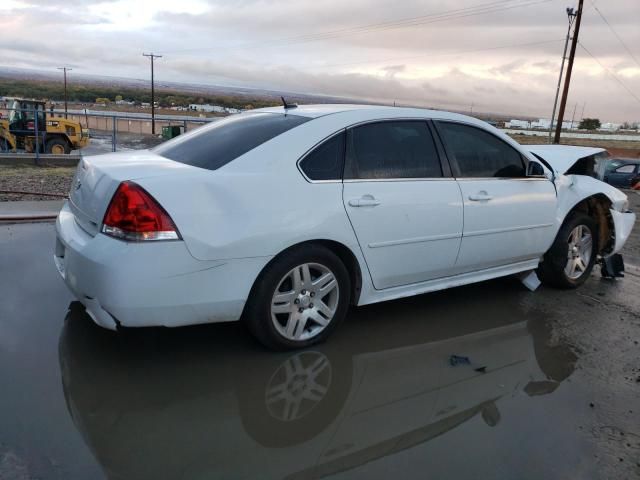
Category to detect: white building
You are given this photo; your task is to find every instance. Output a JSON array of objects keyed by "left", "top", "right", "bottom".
[
  {"left": 506, "top": 119, "right": 531, "bottom": 129},
  {"left": 507, "top": 118, "right": 575, "bottom": 130},
  {"left": 189, "top": 104, "right": 226, "bottom": 113},
  {"left": 598, "top": 122, "right": 621, "bottom": 132}
]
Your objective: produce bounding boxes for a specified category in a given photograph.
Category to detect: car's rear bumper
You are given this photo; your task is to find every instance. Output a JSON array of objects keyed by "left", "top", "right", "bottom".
[
  {"left": 54, "top": 201, "right": 271, "bottom": 330},
  {"left": 608, "top": 209, "right": 636, "bottom": 256}
]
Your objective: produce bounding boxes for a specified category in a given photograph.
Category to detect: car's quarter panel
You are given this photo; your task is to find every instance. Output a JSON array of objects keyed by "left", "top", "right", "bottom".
[
  {"left": 343, "top": 180, "right": 463, "bottom": 289},
  {"left": 68, "top": 151, "right": 195, "bottom": 236},
  {"left": 455, "top": 179, "right": 557, "bottom": 271}
]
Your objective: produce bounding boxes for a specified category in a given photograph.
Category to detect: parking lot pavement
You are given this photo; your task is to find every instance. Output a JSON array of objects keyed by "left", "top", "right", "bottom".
[{"left": 1, "top": 219, "right": 639, "bottom": 480}]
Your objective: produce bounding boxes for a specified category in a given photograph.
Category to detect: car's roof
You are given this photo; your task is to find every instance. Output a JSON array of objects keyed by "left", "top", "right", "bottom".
[{"left": 252, "top": 103, "right": 479, "bottom": 123}]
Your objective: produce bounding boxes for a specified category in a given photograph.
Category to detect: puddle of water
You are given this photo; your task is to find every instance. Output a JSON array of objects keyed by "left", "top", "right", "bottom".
[{"left": 58, "top": 281, "right": 580, "bottom": 480}]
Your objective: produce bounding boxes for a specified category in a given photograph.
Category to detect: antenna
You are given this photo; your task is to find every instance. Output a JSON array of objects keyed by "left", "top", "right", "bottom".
[{"left": 281, "top": 96, "right": 297, "bottom": 109}]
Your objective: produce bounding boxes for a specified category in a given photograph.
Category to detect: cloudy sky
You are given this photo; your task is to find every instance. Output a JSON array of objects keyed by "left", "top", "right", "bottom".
[{"left": 1, "top": 0, "right": 639, "bottom": 121}]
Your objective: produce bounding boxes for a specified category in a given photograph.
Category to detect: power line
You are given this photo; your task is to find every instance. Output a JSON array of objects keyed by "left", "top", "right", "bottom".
[
  {"left": 588, "top": 0, "right": 640, "bottom": 68},
  {"left": 158, "top": 0, "right": 553, "bottom": 55},
  {"left": 578, "top": 41, "right": 640, "bottom": 105}
]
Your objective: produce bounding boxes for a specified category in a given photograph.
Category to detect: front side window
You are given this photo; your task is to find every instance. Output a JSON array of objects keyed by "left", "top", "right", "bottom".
[
  {"left": 344, "top": 121, "right": 442, "bottom": 180},
  {"left": 437, "top": 122, "right": 525, "bottom": 178},
  {"left": 299, "top": 131, "right": 345, "bottom": 181},
  {"left": 153, "top": 113, "right": 310, "bottom": 170},
  {"left": 615, "top": 164, "right": 636, "bottom": 173}
]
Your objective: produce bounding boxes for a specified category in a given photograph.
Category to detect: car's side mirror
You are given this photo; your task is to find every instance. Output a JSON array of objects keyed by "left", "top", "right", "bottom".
[{"left": 527, "top": 161, "right": 546, "bottom": 177}]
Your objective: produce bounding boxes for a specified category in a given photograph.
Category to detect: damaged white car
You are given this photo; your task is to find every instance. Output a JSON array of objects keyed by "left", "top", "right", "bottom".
[{"left": 54, "top": 105, "right": 636, "bottom": 349}]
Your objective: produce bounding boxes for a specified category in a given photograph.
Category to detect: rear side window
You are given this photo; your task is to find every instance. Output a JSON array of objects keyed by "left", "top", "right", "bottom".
[
  {"left": 153, "top": 113, "right": 310, "bottom": 170},
  {"left": 344, "top": 121, "right": 442, "bottom": 180},
  {"left": 437, "top": 122, "right": 525, "bottom": 178},
  {"left": 299, "top": 132, "right": 345, "bottom": 181}
]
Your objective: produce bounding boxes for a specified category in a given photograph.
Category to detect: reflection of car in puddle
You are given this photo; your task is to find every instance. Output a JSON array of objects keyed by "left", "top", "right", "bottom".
[
  {"left": 58, "top": 283, "right": 576, "bottom": 479},
  {"left": 266, "top": 352, "right": 332, "bottom": 422}
]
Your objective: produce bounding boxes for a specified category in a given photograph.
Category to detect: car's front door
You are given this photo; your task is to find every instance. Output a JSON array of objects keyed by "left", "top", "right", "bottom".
[
  {"left": 605, "top": 163, "right": 638, "bottom": 188},
  {"left": 342, "top": 120, "right": 463, "bottom": 290},
  {"left": 434, "top": 121, "right": 557, "bottom": 272}
]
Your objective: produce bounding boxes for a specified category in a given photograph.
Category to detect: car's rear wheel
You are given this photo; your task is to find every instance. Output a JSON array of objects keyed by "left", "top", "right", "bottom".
[
  {"left": 538, "top": 212, "right": 598, "bottom": 289},
  {"left": 245, "top": 245, "right": 351, "bottom": 350}
]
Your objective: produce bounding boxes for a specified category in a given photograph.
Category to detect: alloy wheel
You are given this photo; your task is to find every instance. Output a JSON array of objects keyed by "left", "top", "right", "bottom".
[
  {"left": 270, "top": 263, "right": 339, "bottom": 341},
  {"left": 565, "top": 224, "right": 593, "bottom": 280}
]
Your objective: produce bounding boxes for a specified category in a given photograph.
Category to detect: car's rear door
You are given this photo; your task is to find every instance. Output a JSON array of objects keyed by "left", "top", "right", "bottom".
[
  {"left": 342, "top": 120, "right": 463, "bottom": 290},
  {"left": 434, "top": 121, "right": 557, "bottom": 272}
]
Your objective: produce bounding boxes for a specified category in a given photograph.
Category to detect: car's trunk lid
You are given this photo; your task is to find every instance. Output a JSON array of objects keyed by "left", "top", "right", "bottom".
[{"left": 69, "top": 151, "right": 194, "bottom": 236}]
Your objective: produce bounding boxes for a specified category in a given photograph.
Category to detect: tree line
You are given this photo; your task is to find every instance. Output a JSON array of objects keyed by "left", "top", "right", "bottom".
[{"left": 0, "top": 78, "right": 279, "bottom": 110}]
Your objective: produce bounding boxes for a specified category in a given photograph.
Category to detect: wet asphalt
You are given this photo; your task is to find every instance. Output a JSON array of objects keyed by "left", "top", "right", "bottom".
[{"left": 0, "top": 198, "right": 639, "bottom": 479}]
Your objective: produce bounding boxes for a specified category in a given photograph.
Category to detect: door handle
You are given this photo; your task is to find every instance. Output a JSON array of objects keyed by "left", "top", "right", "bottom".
[
  {"left": 348, "top": 195, "right": 381, "bottom": 207},
  {"left": 468, "top": 191, "right": 493, "bottom": 202}
]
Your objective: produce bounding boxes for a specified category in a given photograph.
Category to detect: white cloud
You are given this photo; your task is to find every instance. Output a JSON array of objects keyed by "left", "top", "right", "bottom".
[{"left": 1, "top": 0, "right": 639, "bottom": 121}]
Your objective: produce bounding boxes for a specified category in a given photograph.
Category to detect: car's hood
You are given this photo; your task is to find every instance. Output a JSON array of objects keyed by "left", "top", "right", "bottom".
[{"left": 526, "top": 145, "right": 606, "bottom": 174}]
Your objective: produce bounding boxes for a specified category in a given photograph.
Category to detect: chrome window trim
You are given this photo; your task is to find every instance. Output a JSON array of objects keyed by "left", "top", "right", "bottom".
[
  {"left": 343, "top": 177, "right": 455, "bottom": 183},
  {"left": 455, "top": 177, "right": 549, "bottom": 181},
  {"left": 296, "top": 129, "right": 346, "bottom": 184}
]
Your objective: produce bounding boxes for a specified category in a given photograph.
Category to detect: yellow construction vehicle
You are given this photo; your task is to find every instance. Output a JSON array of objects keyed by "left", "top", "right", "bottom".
[{"left": 0, "top": 98, "right": 89, "bottom": 154}]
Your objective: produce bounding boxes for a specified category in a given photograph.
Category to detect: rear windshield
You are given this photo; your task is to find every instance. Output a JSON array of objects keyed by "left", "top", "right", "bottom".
[{"left": 153, "top": 113, "right": 310, "bottom": 170}]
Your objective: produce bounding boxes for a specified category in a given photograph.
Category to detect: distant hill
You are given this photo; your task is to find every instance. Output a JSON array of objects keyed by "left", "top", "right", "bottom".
[
  {"left": 0, "top": 65, "right": 530, "bottom": 121},
  {"left": 0, "top": 66, "right": 354, "bottom": 109}
]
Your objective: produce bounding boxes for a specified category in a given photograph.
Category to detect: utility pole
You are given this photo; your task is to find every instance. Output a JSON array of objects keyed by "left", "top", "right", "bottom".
[
  {"left": 554, "top": 0, "right": 583, "bottom": 144},
  {"left": 57, "top": 67, "right": 72, "bottom": 119},
  {"left": 570, "top": 102, "right": 578, "bottom": 129},
  {"left": 143, "top": 53, "right": 162, "bottom": 135},
  {"left": 548, "top": 8, "right": 576, "bottom": 143}
]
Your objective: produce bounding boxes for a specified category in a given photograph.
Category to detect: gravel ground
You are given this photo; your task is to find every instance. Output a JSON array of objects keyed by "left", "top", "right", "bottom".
[{"left": 0, "top": 165, "right": 74, "bottom": 202}]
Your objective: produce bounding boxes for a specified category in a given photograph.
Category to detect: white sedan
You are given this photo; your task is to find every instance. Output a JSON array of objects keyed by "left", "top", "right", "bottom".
[{"left": 54, "top": 104, "right": 636, "bottom": 349}]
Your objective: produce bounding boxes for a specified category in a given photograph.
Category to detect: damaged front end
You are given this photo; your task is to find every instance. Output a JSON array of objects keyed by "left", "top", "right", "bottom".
[{"left": 524, "top": 145, "right": 636, "bottom": 283}]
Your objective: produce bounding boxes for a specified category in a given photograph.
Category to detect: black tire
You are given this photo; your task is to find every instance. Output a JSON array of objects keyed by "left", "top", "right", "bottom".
[
  {"left": 245, "top": 244, "right": 351, "bottom": 350},
  {"left": 45, "top": 136, "right": 71, "bottom": 154},
  {"left": 538, "top": 212, "right": 598, "bottom": 289}
]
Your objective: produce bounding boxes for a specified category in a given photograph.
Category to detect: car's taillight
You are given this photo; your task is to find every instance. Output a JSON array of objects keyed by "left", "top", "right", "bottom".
[{"left": 101, "top": 181, "right": 181, "bottom": 241}]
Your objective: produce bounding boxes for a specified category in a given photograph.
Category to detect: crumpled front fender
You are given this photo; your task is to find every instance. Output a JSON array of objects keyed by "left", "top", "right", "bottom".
[{"left": 608, "top": 209, "right": 636, "bottom": 256}]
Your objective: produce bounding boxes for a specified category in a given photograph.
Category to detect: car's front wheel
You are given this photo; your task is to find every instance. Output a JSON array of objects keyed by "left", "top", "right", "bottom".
[
  {"left": 245, "top": 245, "right": 351, "bottom": 350},
  {"left": 538, "top": 212, "right": 598, "bottom": 289}
]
